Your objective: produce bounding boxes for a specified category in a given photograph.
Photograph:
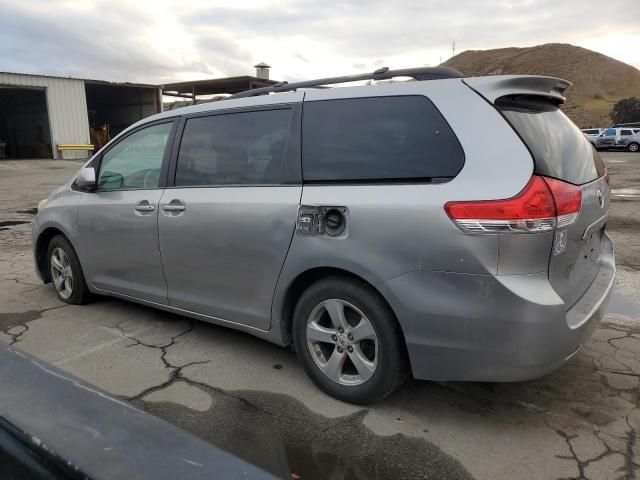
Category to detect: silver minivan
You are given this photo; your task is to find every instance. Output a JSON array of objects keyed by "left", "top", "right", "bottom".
[{"left": 33, "top": 68, "right": 615, "bottom": 404}]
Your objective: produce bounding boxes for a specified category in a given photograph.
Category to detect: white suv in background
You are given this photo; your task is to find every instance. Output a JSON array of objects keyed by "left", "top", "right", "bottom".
[
  {"left": 581, "top": 128, "right": 603, "bottom": 146},
  {"left": 596, "top": 127, "right": 640, "bottom": 152}
]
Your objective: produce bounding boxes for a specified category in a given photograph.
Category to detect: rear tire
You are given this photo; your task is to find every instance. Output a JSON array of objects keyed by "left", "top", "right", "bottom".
[
  {"left": 47, "top": 235, "right": 91, "bottom": 304},
  {"left": 292, "top": 276, "right": 409, "bottom": 404},
  {"left": 628, "top": 142, "right": 639, "bottom": 152}
]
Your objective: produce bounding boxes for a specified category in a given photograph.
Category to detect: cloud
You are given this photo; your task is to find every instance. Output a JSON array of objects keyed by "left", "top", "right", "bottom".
[{"left": 0, "top": 0, "right": 638, "bottom": 84}]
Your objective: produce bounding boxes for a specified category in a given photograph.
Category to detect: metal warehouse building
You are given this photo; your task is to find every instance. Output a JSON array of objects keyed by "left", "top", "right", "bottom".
[
  {"left": 0, "top": 72, "right": 162, "bottom": 160},
  {"left": 0, "top": 65, "right": 276, "bottom": 161}
]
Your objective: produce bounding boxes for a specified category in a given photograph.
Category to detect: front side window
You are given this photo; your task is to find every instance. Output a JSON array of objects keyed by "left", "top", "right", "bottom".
[
  {"left": 175, "top": 108, "right": 294, "bottom": 186},
  {"left": 301, "top": 96, "right": 464, "bottom": 182},
  {"left": 603, "top": 128, "right": 616, "bottom": 136},
  {"left": 97, "top": 122, "right": 173, "bottom": 191}
]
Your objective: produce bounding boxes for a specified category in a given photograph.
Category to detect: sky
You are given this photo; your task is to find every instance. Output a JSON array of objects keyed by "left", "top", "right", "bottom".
[{"left": 1, "top": 0, "right": 639, "bottom": 85}]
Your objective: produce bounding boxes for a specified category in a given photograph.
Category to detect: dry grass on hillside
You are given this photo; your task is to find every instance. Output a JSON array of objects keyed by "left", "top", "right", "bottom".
[{"left": 442, "top": 43, "right": 640, "bottom": 128}]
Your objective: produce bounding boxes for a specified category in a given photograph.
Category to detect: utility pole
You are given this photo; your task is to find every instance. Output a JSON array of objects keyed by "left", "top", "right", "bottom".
[{"left": 452, "top": 41, "right": 456, "bottom": 58}]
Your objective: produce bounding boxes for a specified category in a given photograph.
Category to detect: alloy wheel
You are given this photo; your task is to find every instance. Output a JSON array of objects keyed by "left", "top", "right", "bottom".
[
  {"left": 306, "top": 299, "right": 378, "bottom": 386},
  {"left": 50, "top": 247, "right": 73, "bottom": 299}
]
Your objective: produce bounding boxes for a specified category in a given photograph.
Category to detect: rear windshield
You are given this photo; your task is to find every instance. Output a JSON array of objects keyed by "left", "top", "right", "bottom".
[{"left": 497, "top": 96, "right": 605, "bottom": 185}]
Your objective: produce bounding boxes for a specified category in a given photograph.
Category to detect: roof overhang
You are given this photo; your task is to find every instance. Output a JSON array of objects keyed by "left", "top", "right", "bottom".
[{"left": 162, "top": 76, "right": 277, "bottom": 98}]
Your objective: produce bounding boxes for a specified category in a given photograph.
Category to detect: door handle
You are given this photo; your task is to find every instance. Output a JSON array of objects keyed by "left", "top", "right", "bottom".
[
  {"left": 134, "top": 202, "right": 155, "bottom": 212},
  {"left": 162, "top": 204, "right": 186, "bottom": 212},
  {"left": 161, "top": 200, "right": 186, "bottom": 213}
]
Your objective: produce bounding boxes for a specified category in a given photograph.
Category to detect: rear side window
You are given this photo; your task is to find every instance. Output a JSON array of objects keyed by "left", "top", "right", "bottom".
[
  {"left": 175, "top": 108, "right": 295, "bottom": 186},
  {"left": 497, "top": 96, "right": 605, "bottom": 185},
  {"left": 621, "top": 129, "right": 633, "bottom": 135},
  {"left": 302, "top": 96, "right": 464, "bottom": 182}
]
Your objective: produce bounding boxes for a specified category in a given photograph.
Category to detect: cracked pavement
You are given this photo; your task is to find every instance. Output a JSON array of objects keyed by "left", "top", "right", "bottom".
[{"left": 1, "top": 156, "right": 639, "bottom": 480}]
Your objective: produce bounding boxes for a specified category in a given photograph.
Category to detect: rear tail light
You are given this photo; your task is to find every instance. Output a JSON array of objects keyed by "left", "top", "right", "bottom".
[
  {"left": 542, "top": 177, "right": 582, "bottom": 228},
  {"left": 444, "top": 175, "right": 581, "bottom": 233}
]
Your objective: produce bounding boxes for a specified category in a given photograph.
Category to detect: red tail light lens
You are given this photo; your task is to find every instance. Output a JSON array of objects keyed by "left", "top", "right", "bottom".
[
  {"left": 542, "top": 176, "right": 582, "bottom": 227},
  {"left": 444, "top": 175, "right": 581, "bottom": 233}
]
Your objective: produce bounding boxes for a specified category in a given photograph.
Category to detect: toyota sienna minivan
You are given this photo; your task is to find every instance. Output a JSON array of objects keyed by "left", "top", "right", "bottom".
[{"left": 33, "top": 67, "right": 615, "bottom": 404}]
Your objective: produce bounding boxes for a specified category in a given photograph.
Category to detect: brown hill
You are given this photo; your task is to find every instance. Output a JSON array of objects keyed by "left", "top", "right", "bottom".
[{"left": 442, "top": 43, "right": 640, "bottom": 128}]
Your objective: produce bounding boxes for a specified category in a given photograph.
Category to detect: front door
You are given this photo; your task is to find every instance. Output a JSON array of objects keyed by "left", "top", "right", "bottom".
[
  {"left": 78, "top": 120, "right": 175, "bottom": 303},
  {"left": 598, "top": 128, "right": 616, "bottom": 148},
  {"left": 158, "top": 103, "right": 302, "bottom": 329}
]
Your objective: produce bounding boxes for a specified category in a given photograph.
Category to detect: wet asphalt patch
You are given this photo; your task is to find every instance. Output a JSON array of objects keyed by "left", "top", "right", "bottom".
[
  {"left": 0, "top": 311, "right": 43, "bottom": 345},
  {"left": 15, "top": 208, "right": 38, "bottom": 215},
  {"left": 608, "top": 290, "right": 640, "bottom": 318},
  {"left": 139, "top": 388, "right": 474, "bottom": 480},
  {"left": 0, "top": 221, "right": 29, "bottom": 228},
  {"left": 0, "top": 311, "right": 42, "bottom": 331}
]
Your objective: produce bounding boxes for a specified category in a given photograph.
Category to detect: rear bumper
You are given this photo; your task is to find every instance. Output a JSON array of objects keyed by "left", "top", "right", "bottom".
[{"left": 380, "top": 233, "right": 615, "bottom": 382}]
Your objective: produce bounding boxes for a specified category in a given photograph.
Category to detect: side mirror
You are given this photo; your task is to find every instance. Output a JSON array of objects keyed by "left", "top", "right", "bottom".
[{"left": 76, "top": 167, "right": 97, "bottom": 190}]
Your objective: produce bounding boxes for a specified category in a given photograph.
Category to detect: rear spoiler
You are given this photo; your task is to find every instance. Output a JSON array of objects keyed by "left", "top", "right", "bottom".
[{"left": 463, "top": 75, "right": 572, "bottom": 104}]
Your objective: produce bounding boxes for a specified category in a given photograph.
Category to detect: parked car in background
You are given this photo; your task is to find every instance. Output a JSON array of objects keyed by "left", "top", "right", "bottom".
[
  {"left": 581, "top": 128, "right": 603, "bottom": 145},
  {"left": 596, "top": 127, "right": 640, "bottom": 152},
  {"left": 32, "top": 68, "right": 615, "bottom": 404}
]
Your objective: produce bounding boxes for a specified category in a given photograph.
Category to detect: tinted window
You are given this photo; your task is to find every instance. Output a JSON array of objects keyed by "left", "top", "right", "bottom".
[
  {"left": 621, "top": 129, "right": 633, "bottom": 135},
  {"left": 175, "top": 109, "right": 294, "bottom": 186},
  {"left": 98, "top": 122, "right": 172, "bottom": 191},
  {"left": 497, "top": 97, "right": 605, "bottom": 185},
  {"left": 302, "top": 96, "right": 464, "bottom": 182}
]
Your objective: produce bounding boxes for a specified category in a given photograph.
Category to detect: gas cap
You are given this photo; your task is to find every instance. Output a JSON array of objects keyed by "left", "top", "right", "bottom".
[{"left": 325, "top": 209, "right": 344, "bottom": 234}]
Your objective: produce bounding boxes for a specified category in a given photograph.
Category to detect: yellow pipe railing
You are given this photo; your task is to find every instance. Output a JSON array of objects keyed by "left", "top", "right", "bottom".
[{"left": 57, "top": 144, "right": 95, "bottom": 152}]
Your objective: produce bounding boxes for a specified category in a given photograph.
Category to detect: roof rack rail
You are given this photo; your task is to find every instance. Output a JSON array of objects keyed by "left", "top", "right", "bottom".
[{"left": 229, "top": 66, "right": 464, "bottom": 99}]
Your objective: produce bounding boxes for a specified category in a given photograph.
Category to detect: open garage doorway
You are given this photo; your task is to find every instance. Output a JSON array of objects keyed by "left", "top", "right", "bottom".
[
  {"left": 0, "top": 87, "right": 52, "bottom": 159},
  {"left": 85, "top": 82, "right": 160, "bottom": 151}
]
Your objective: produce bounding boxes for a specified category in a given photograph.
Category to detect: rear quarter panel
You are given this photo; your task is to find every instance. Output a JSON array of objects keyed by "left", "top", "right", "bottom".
[{"left": 272, "top": 80, "right": 534, "bottom": 330}]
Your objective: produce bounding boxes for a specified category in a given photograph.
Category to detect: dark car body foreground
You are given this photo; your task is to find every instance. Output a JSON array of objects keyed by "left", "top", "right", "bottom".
[{"left": 0, "top": 344, "right": 274, "bottom": 480}]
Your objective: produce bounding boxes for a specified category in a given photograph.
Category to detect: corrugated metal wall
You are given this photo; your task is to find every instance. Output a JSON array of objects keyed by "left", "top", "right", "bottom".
[{"left": 0, "top": 73, "right": 90, "bottom": 159}]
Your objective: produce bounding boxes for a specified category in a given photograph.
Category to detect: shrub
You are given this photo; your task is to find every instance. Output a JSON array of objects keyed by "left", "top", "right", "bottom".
[{"left": 610, "top": 97, "right": 640, "bottom": 124}]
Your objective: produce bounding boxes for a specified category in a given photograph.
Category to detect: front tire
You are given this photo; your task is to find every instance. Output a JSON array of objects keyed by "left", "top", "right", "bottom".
[
  {"left": 47, "top": 235, "right": 91, "bottom": 304},
  {"left": 628, "top": 142, "right": 639, "bottom": 153},
  {"left": 293, "top": 277, "right": 409, "bottom": 404}
]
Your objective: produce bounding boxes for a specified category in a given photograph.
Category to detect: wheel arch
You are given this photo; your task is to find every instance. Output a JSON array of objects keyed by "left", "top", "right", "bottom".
[
  {"left": 275, "top": 266, "right": 407, "bottom": 348},
  {"left": 35, "top": 227, "right": 71, "bottom": 283}
]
